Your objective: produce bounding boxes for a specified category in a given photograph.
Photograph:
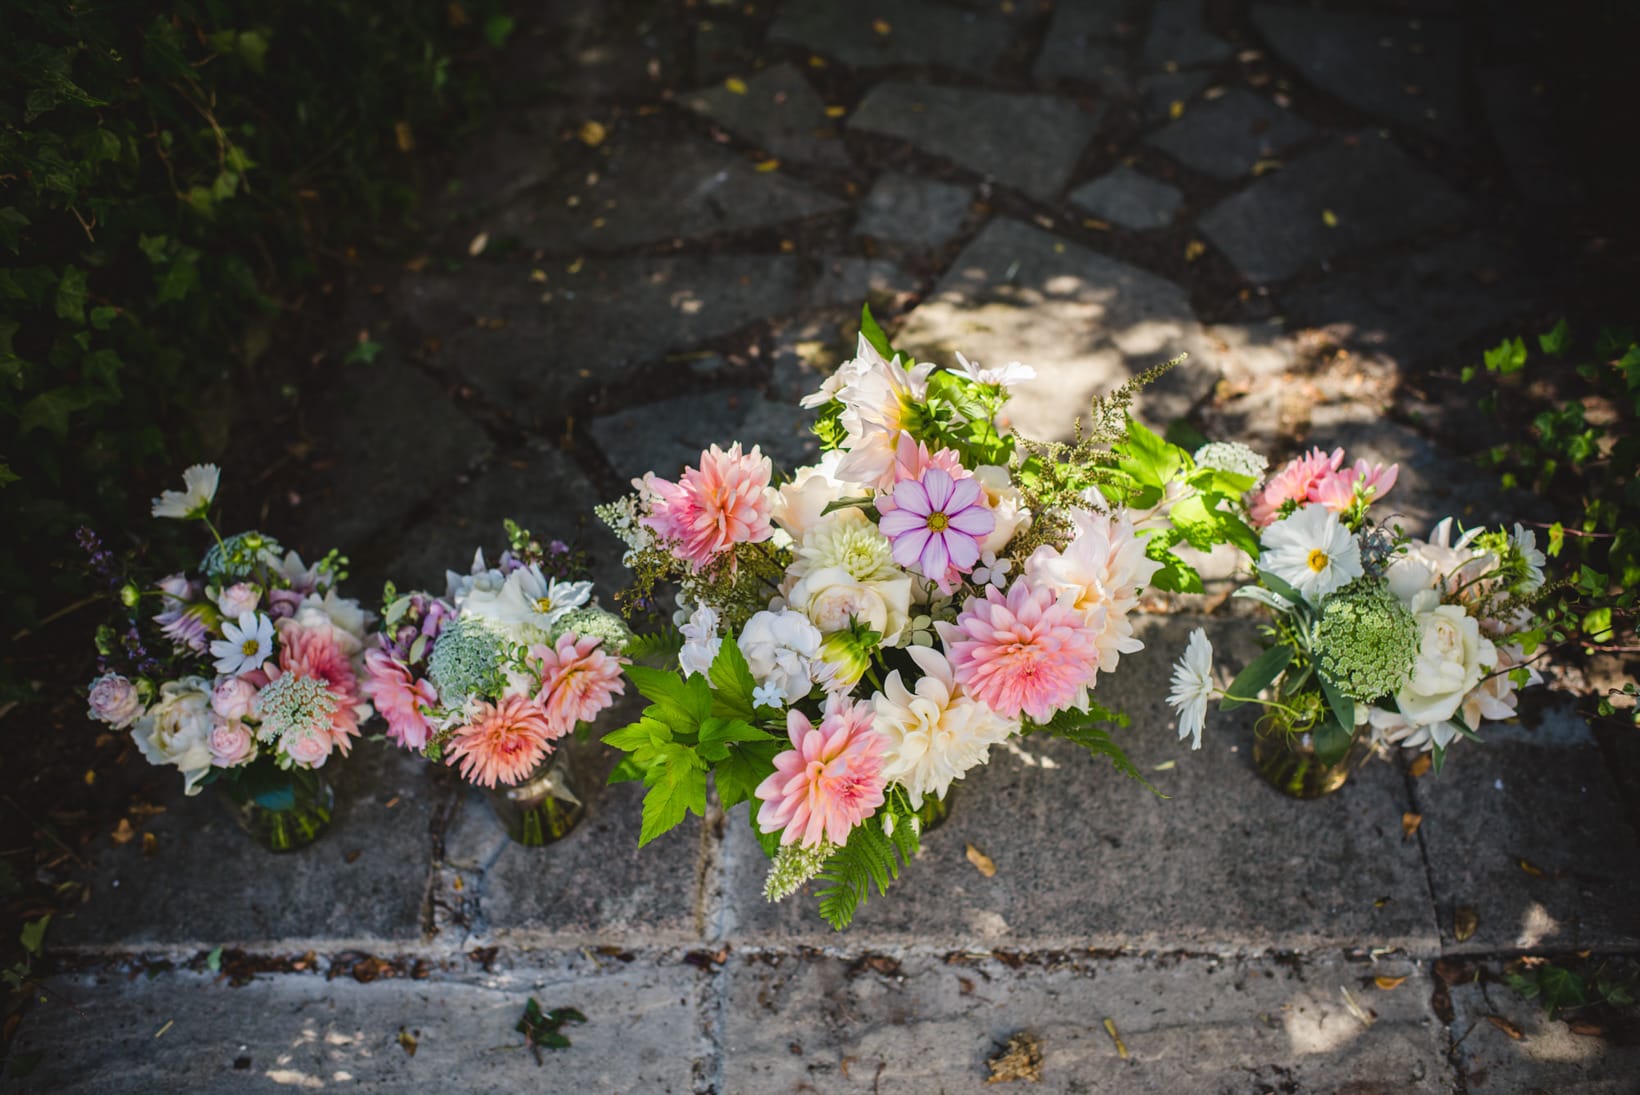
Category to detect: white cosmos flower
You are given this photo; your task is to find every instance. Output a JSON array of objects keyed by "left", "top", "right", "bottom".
[
  {"left": 150, "top": 464, "right": 220, "bottom": 520},
  {"left": 872, "top": 646, "right": 1018, "bottom": 807},
  {"left": 1259, "top": 504, "right": 1363, "bottom": 603},
  {"left": 473, "top": 564, "right": 593, "bottom": 636},
  {"left": 210, "top": 611, "right": 274, "bottom": 676},
  {"left": 951, "top": 351, "right": 1036, "bottom": 392},
  {"left": 445, "top": 548, "right": 508, "bottom": 606},
  {"left": 1166, "top": 628, "right": 1215, "bottom": 749},
  {"left": 1511, "top": 523, "right": 1546, "bottom": 593}
]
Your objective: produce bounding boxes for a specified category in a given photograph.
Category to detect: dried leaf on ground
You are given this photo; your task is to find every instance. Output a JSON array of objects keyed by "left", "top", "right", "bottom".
[
  {"left": 1409, "top": 755, "right": 1432, "bottom": 777},
  {"left": 986, "top": 1031, "right": 1043, "bottom": 1083},
  {"left": 577, "top": 121, "right": 607, "bottom": 147},
  {"left": 1486, "top": 1014, "right": 1525, "bottom": 1040},
  {"left": 1375, "top": 975, "right": 1409, "bottom": 990},
  {"left": 397, "top": 1028, "right": 418, "bottom": 1056},
  {"left": 1102, "top": 1017, "right": 1129, "bottom": 1059},
  {"left": 110, "top": 819, "right": 135, "bottom": 845},
  {"left": 966, "top": 843, "right": 997, "bottom": 877},
  {"left": 1401, "top": 812, "right": 1423, "bottom": 838},
  {"left": 1454, "top": 905, "right": 1479, "bottom": 943}
]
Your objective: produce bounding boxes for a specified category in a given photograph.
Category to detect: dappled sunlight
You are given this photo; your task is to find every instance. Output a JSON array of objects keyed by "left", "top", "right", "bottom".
[
  {"left": 1283, "top": 986, "right": 1371, "bottom": 1056},
  {"left": 1515, "top": 901, "right": 1562, "bottom": 948},
  {"left": 264, "top": 1068, "right": 324, "bottom": 1089},
  {"left": 998, "top": 738, "right": 1060, "bottom": 769}
]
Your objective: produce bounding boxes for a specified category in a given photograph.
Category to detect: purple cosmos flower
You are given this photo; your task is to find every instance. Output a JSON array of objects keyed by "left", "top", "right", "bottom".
[{"left": 878, "top": 467, "right": 995, "bottom": 589}]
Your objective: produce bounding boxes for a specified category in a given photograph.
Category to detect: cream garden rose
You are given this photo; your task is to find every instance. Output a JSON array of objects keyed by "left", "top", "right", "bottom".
[
  {"left": 1395, "top": 590, "right": 1497, "bottom": 726},
  {"left": 131, "top": 677, "right": 216, "bottom": 794},
  {"left": 786, "top": 565, "right": 912, "bottom": 644}
]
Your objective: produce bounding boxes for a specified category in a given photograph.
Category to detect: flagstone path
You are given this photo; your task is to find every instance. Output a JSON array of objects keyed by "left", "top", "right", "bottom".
[{"left": 10, "top": 1, "right": 1636, "bottom": 1091}]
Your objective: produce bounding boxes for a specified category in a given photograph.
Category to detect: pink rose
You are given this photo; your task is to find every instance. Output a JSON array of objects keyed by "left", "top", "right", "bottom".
[
  {"left": 208, "top": 718, "right": 257, "bottom": 768},
  {"left": 87, "top": 672, "right": 144, "bottom": 729},
  {"left": 217, "top": 582, "right": 261, "bottom": 618},
  {"left": 281, "top": 727, "right": 333, "bottom": 768},
  {"left": 211, "top": 676, "right": 259, "bottom": 721}
]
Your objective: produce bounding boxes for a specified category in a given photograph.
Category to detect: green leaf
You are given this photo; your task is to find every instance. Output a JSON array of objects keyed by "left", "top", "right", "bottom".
[
  {"left": 1029, "top": 710, "right": 1161, "bottom": 796},
  {"left": 815, "top": 812, "right": 917, "bottom": 930},
  {"left": 1537, "top": 966, "right": 1589, "bottom": 1016},
  {"left": 1312, "top": 717, "right": 1353, "bottom": 767},
  {"left": 602, "top": 716, "right": 669, "bottom": 753},
  {"left": 860, "top": 303, "right": 894, "bottom": 361},
  {"left": 1219, "top": 644, "right": 1291, "bottom": 712},
  {"left": 1317, "top": 672, "right": 1354, "bottom": 740},
  {"left": 707, "top": 637, "right": 760, "bottom": 720},
  {"left": 1538, "top": 317, "right": 1570, "bottom": 356},
  {"left": 483, "top": 14, "right": 516, "bottom": 47},
  {"left": 1484, "top": 336, "right": 1528, "bottom": 375},
  {"left": 638, "top": 744, "right": 707, "bottom": 846},
  {"left": 713, "top": 739, "right": 782, "bottom": 810},
  {"left": 157, "top": 255, "right": 200, "bottom": 304},
  {"left": 1145, "top": 538, "right": 1202, "bottom": 594},
  {"left": 19, "top": 915, "right": 50, "bottom": 955},
  {"left": 1583, "top": 606, "right": 1614, "bottom": 643},
  {"left": 1116, "top": 416, "right": 1184, "bottom": 491},
  {"left": 206, "top": 945, "right": 223, "bottom": 972},
  {"left": 626, "top": 665, "right": 713, "bottom": 736},
  {"left": 236, "top": 30, "right": 270, "bottom": 72},
  {"left": 1546, "top": 521, "right": 1564, "bottom": 558},
  {"left": 0, "top": 463, "right": 19, "bottom": 487},
  {"left": 343, "top": 339, "right": 383, "bottom": 366},
  {"left": 55, "top": 266, "right": 87, "bottom": 324},
  {"left": 1257, "top": 569, "right": 1307, "bottom": 608}
]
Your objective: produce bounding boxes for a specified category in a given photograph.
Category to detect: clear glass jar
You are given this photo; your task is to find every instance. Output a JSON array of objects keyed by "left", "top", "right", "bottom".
[
  {"left": 483, "top": 748, "right": 584, "bottom": 846},
  {"left": 218, "top": 757, "right": 335, "bottom": 852}
]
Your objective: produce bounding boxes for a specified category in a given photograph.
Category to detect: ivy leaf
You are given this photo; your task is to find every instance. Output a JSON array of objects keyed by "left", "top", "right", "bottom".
[
  {"left": 1538, "top": 317, "right": 1570, "bottom": 356},
  {"left": 1484, "top": 336, "right": 1528, "bottom": 375},
  {"left": 1537, "top": 966, "right": 1589, "bottom": 1017},
  {"left": 1220, "top": 644, "right": 1291, "bottom": 712},
  {"left": 54, "top": 265, "right": 87, "bottom": 324},
  {"left": 19, "top": 915, "right": 49, "bottom": 956}
]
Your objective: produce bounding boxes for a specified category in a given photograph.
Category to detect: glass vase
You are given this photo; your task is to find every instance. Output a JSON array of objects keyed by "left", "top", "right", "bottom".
[
  {"left": 1252, "top": 716, "right": 1372, "bottom": 799},
  {"left": 219, "top": 758, "right": 335, "bottom": 852},
  {"left": 484, "top": 748, "right": 584, "bottom": 846},
  {"left": 914, "top": 789, "right": 954, "bottom": 835}
]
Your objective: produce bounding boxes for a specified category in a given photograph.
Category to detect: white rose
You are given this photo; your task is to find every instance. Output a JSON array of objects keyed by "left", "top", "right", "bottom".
[
  {"left": 787, "top": 565, "right": 912, "bottom": 644},
  {"left": 1395, "top": 591, "right": 1497, "bottom": 727},
  {"left": 737, "top": 610, "right": 824, "bottom": 704},
  {"left": 972, "top": 465, "right": 1030, "bottom": 555},
  {"left": 771, "top": 450, "right": 850, "bottom": 542},
  {"left": 131, "top": 677, "right": 216, "bottom": 794}
]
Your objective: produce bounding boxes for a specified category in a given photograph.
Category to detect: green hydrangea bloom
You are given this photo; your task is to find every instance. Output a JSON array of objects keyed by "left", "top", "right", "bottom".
[
  {"left": 202, "top": 530, "right": 284, "bottom": 582},
  {"left": 1317, "top": 579, "right": 1419, "bottom": 702},
  {"left": 428, "top": 618, "right": 510, "bottom": 704}
]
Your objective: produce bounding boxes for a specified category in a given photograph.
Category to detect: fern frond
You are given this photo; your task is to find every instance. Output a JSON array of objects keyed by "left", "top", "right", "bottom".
[
  {"left": 814, "top": 804, "right": 920, "bottom": 930},
  {"left": 1027, "top": 708, "right": 1165, "bottom": 798}
]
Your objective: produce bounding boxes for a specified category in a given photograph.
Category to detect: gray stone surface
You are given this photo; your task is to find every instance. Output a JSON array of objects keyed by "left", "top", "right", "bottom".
[
  {"left": 1139, "top": 69, "right": 1211, "bottom": 121},
  {"left": 1451, "top": 976, "right": 1640, "bottom": 1092},
  {"left": 1197, "top": 133, "right": 1471, "bottom": 283},
  {"left": 894, "top": 219, "right": 1219, "bottom": 440},
  {"left": 1479, "top": 65, "right": 1585, "bottom": 205},
  {"left": 1141, "top": 0, "right": 1231, "bottom": 69},
  {"left": 722, "top": 952, "right": 1451, "bottom": 1092},
  {"left": 11, "top": 961, "right": 712, "bottom": 1093},
  {"left": 769, "top": 0, "right": 1020, "bottom": 75},
  {"left": 485, "top": 136, "right": 845, "bottom": 252},
  {"left": 682, "top": 62, "right": 849, "bottom": 167},
  {"left": 404, "top": 252, "right": 867, "bottom": 423},
  {"left": 1280, "top": 232, "right": 1539, "bottom": 369},
  {"left": 1144, "top": 87, "right": 1315, "bottom": 180},
  {"left": 719, "top": 616, "right": 1438, "bottom": 953},
  {"left": 588, "top": 388, "right": 816, "bottom": 482},
  {"left": 692, "top": 18, "right": 756, "bottom": 84},
  {"left": 58, "top": 745, "right": 445, "bottom": 950},
  {"left": 1410, "top": 702, "right": 1640, "bottom": 955},
  {"left": 1033, "top": 1, "right": 1130, "bottom": 91},
  {"left": 437, "top": 715, "right": 711, "bottom": 946},
  {"left": 852, "top": 172, "right": 973, "bottom": 249},
  {"left": 849, "top": 83, "right": 1101, "bottom": 201},
  {"left": 1068, "top": 165, "right": 1184, "bottom": 230},
  {"left": 1251, "top": 5, "right": 1464, "bottom": 138}
]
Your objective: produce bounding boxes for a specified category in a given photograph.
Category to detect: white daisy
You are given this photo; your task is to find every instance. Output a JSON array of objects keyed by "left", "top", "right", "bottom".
[
  {"left": 1260, "top": 504, "right": 1363, "bottom": 603},
  {"left": 474, "top": 564, "right": 593, "bottom": 635},
  {"left": 150, "top": 464, "right": 220, "bottom": 520},
  {"left": 1166, "top": 628, "right": 1215, "bottom": 749},
  {"left": 210, "top": 611, "right": 274, "bottom": 676}
]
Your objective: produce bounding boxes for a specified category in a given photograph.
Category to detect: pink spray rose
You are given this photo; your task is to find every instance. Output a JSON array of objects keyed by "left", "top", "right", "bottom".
[
  {"left": 87, "top": 672, "right": 144, "bottom": 730},
  {"left": 208, "top": 718, "right": 258, "bottom": 767},
  {"left": 211, "top": 676, "right": 259, "bottom": 721}
]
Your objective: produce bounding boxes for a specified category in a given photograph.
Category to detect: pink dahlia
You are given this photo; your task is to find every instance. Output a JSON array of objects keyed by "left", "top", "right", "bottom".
[
  {"left": 937, "top": 577, "right": 1099, "bottom": 723},
  {"left": 641, "top": 442, "right": 775, "bottom": 570},
  {"left": 445, "top": 695, "right": 554, "bottom": 788},
  {"left": 279, "top": 622, "right": 361, "bottom": 706},
  {"left": 1308, "top": 458, "right": 1398, "bottom": 513},
  {"left": 755, "top": 696, "right": 886, "bottom": 847},
  {"left": 1248, "top": 447, "right": 1344, "bottom": 528},
  {"left": 878, "top": 467, "right": 994, "bottom": 591},
  {"left": 532, "top": 633, "right": 628, "bottom": 736},
  {"left": 362, "top": 649, "right": 438, "bottom": 750}
]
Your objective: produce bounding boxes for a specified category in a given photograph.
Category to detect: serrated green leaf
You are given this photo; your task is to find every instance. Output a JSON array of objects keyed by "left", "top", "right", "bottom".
[
  {"left": 707, "top": 636, "right": 760, "bottom": 720},
  {"left": 638, "top": 744, "right": 707, "bottom": 846},
  {"left": 1219, "top": 644, "right": 1291, "bottom": 712},
  {"left": 602, "top": 716, "right": 669, "bottom": 753},
  {"left": 1117, "top": 416, "right": 1184, "bottom": 491},
  {"left": 714, "top": 738, "right": 781, "bottom": 810},
  {"left": 626, "top": 665, "right": 712, "bottom": 735}
]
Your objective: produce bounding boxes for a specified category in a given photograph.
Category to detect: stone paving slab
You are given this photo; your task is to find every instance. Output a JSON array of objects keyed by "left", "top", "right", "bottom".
[
  {"left": 589, "top": 388, "right": 816, "bottom": 482},
  {"left": 1450, "top": 976, "right": 1640, "bottom": 1092},
  {"left": 849, "top": 83, "right": 1101, "bottom": 201},
  {"left": 1251, "top": 5, "right": 1464, "bottom": 139},
  {"left": 1141, "top": 0, "right": 1231, "bottom": 69},
  {"left": 1033, "top": 0, "right": 1130, "bottom": 93},
  {"left": 721, "top": 952, "right": 1450, "bottom": 1092},
  {"left": 485, "top": 136, "right": 845, "bottom": 253},
  {"left": 769, "top": 0, "right": 1020, "bottom": 75},
  {"left": 1144, "top": 87, "right": 1315, "bottom": 180},
  {"left": 852, "top": 172, "right": 974, "bottom": 250},
  {"left": 58, "top": 745, "right": 445, "bottom": 951},
  {"left": 7, "top": 961, "right": 711, "bottom": 1094},
  {"left": 683, "top": 63, "right": 850, "bottom": 168},
  {"left": 437, "top": 701, "right": 711, "bottom": 947},
  {"left": 1068, "top": 165, "right": 1183, "bottom": 230},
  {"left": 1478, "top": 65, "right": 1585, "bottom": 206},
  {"left": 719, "top": 616, "right": 1438, "bottom": 953},
  {"left": 1139, "top": 69, "right": 1212, "bottom": 122},
  {"left": 1410, "top": 703, "right": 1640, "bottom": 956},
  {"left": 894, "top": 218, "right": 1218, "bottom": 440},
  {"left": 1197, "top": 132, "right": 1471, "bottom": 284}
]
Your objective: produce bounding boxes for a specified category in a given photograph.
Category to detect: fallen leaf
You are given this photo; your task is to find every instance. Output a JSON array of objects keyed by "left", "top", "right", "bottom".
[
  {"left": 724, "top": 76, "right": 748, "bottom": 95},
  {"left": 808, "top": 55, "right": 827, "bottom": 68},
  {"left": 1454, "top": 905, "right": 1479, "bottom": 943},
  {"left": 404, "top": 256, "right": 429, "bottom": 273},
  {"left": 394, "top": 120, "right": 415, "bottom": 152},
  {"left": 566, "top": 257, "right": 584, "bottom": 275},
  {"left": 577, "top": 120, "right": 607, "bottom": 147},
  {"left": 1184, "top": 240, "right": 1206, "bottom": 262},
  {"left": 1169, "top": 99, "right": 1185, "bottom": 119},
  {"left": 825, "top": 105, "right": 847, "bottom": 118},
  {"left": 1517, "top": 858, "right": 1544, "bottom": 877},
  {"left": 1568, "top": 1020, "right": 1606, "bottom": 1037},
  {"left": 966, "top": 843, "right": 997, "bottom": 878},
  {"left": 754, "top": 159, "right": 781, "bottom": 172},
  {"left": 1321, "top": 209, "right": 1339, "bottom": 228},
  {"left": 1102, "top": 1017, "right": 1129, "bottom": 1060},
  {"left": 529, "top": 269, "right": 547, "bottom": 284},
  {"left": 1485, "top": 1014, "right": 1525, "bottom": 1040},
  {"left": 872, "top": 18, "right": 892, "bottom": 35},
  {"left": 986, "top": 1031, "right": 1043, "bottom": 1083},
  {"left": 111, "top": 819, "right": 135, "bottom": 845},
  {"left": 141, "top": 832, "right": 158, "bottom": 856},
  {"left": 1152, "top": 760, "right": 1176, "bottom": 771},
  {"left": 467, "top": 232, "right": 489, "bottom": 257},
  {"left": 397, "top": 1028, "right": 418, "bottom": 1057},
  {"left": 1252, "top": 158, "right": 1282, "bottom": 176},
  {"left": 1409, "top": 755, "right": 1432, "bottom": 778},
  {"left": 1375, "top": 975, "right": 1409, "bottom": 990},
  {"left": 1082, "top": 218, "right": 1111, "bottom": 231},
  {"left": 1401, "top": 812, "right": 1423, "bottom": 839}
]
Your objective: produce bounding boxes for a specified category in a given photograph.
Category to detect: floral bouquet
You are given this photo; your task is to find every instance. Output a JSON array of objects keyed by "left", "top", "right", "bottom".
[
  {"left": 1166, "top": 445, "right": 1551, "bottom": 795},
  {"left": 364, "top": 522, "right": 631, "bottom": 845},
  {"left": 596, "top": 308, "right": 1258, "bottom": 928},
  {"left": 82, "top": 465, "right": 372, "bottom": 850}
]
